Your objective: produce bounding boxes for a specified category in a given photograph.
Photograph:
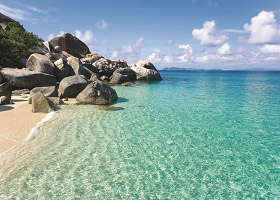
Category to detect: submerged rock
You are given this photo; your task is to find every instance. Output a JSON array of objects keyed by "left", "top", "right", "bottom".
[
  {"left": 76, "top": 81, "right": 118, "bottom": 105},
  {"left": 26, "top": 53, "right": 55, "bottom": 75},
  {"left": 1, "top": 68, "right": 57, "bottom": 89},
  {"left": 130, "top": 61, "right": 162, "bottom": 81},
  {"left": 32, "top": 92, "right": 55, "bottom": 113},
  {"left": 58, "top": 75, "right": 88, "bottom": 98},
  {"left": 96, "top": 105, "right": 124, "bottom": 111}
]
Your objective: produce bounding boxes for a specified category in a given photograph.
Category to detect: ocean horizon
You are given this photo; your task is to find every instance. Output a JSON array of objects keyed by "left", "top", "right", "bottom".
[{"left": 0, "top": 70, "right": 279, "bottom": 199}]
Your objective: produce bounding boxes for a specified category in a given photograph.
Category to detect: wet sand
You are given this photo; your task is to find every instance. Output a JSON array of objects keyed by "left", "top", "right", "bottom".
[{"left": 0, "top": 96, "right": 46, "bottom": 154}]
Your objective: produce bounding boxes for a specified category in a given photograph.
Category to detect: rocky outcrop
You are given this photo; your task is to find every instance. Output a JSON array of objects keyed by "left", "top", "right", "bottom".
[
  {"left": 130, "top": 61, "right": 162, "bottom": 81},
  {"left": 92, "top": 58, "right": 115, "bottom": 77},
  {"left": 0, "top": 82, "right": 12, "bottom": 105},
  {"left": 49, "top": 33, "right": 90, "bottom": 58},
  {"left": 26, "top": 53, "right": 55, "bottom": 75},
  {"left": 114, "top": 68, "right": 136, "bottom": 81},
  {"left": 89, "top": 73, "right": 101, "bottom": 82},
  {"left": 32, "top": 92, "right": 55, "bottom": 113},
  {"left": 0, "top": 13, "right": 15, "bottom": 24},
  {"left": 58, "top": 75, "right": 88, "bottom": 98},
  {"left": 67, "top": 57, "right": 84, "bottom": 76},
  {"left": 45, "top": 52, "right": 65, "bottom": 63},
  {"left": 48, "top": 97, "right": 64, "bottom": 106},
  {"left": 54, "top": 58, "right": 70, "bottom": 81},
  {"left": 0, "top": 68, "right": 57, "bottom": 89},
  {"left": 76, "top": 81, "right": 118, "bottom": 105},
  {"left": 112, "top": 60, "right": 129, "bottom": 69},
  {"left": 82, "top": 52, "right": 103, "bottom": 64},
  {"left": 110, "top": 73, "right": 131, "bottom": 84}
]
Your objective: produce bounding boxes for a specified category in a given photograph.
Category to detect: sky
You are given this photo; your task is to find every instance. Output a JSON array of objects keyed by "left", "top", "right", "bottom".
[{"left": 1, "top": 0, "right": 280, "bottom": 69}]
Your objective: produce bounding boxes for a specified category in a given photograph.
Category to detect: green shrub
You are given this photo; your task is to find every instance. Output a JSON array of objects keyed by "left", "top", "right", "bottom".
[{"left": 0, "top": 22, "right": 42, "bottom": 67}]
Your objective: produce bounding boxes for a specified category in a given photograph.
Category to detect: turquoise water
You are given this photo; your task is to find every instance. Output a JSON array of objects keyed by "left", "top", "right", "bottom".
[{"left": 0, "top": 71, "right": 280, "bottom": 199}]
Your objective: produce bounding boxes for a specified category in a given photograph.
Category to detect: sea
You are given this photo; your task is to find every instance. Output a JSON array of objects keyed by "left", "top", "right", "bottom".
[{"left": 0, "top": 70, "right": 279, "bottom": 199}]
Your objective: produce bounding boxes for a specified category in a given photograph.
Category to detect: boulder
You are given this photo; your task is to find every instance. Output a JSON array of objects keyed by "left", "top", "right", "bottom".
[
  {"left": 54, "top": 58, "right": 70, "bottom": 81},
  {"left": 48, "top": 97, "right": 64, "bottom": 106},
  {"left": 121, "top": 82, "right": 134, "bottom": 86},
  {"left": 112, "top": 60, "right": 129, "bottom": 69},
  {"left": 82, "top": 63, "right": 99, "bottom": 74},
  {"left": 32, "top": 92, "right": 55, "bottom": 113},
  {"left": 0, "top": 96, "right": 10, "bottom": 105},
  {"left": 83, "top": 67, "right": 94, "bottom": 79},
  {"left": 0, "top": 82, "right": 12, "bottom": 104},
  {"left": 92, "top": 58, "right": 115, "bottom": 77},
  {"left": 43, "top": 41, "right": 54, "bottom": 52},
  {"left": 76, "top": 81, "right": 118, "bottom": 105},
  {"left": 26, "top": 53, "right": 55, "bottom": 75},
  {"left": 110, "top": 73, "right": 131, "bottom": 84},
  {"left": 12, "top": 89, "right": 30, "bottom": 96},
  {"left": 45, "top": 52, "right": 65, "bottom": 63},
  {"left": 54, "top": 46, "right": 62, "bottom": 54},
  {"left": 29, "top": 85, "right": 58, "bottom": 103},
  {"left": 67, "top": 56, "right": 84, "bottom": 76},
  {"left": 28, "top": 44, "right": 50, "bottom": 55},
  {"left": 130, "top": 61, "right": 162, "bottom": 81},
  {"left": 114, "top": 68, "right": 136, "bottom": 81},
  {"left": 0, "top": 72, "right": 3, "bottom": 84},
  {"left": 49, "top": 33, "right": 90, "bottom": 58},
  {"left": 82, "top": 52, "right": 103, "bottom": 64},
  {"left": 89, "top": 73, "right": 101, "bottom": 82},
  {"left": 58, "top": 75, "right": 88, "bottom": 98},
  {"left": 1, "top": 68, "right": 57, "bottom": 89},
  {"left": 100, "top": 76, "right": 110, "bottom": 82}
]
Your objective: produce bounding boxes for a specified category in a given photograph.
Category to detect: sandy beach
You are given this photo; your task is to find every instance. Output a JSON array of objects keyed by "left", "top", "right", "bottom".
[{"left": 0, "top": 95, "right": 46, "bottom": 154}]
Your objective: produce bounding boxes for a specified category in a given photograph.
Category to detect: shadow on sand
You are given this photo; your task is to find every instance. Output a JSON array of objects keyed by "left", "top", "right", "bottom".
[{"left": 0, "top": 105, "right": 14, "bottom": 112}]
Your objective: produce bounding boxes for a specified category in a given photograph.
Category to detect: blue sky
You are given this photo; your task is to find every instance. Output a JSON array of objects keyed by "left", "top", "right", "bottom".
[{"left": 1, "top": 0, "right": 280, "bottom": 69}]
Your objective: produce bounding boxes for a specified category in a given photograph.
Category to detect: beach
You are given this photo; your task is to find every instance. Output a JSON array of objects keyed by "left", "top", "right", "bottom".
[{"left": 0, "top": 95, "right": 46, "bottom": 154}]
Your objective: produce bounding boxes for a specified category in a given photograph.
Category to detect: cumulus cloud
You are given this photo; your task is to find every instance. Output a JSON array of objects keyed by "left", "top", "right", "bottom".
[
  {"left": 163, "top": 56, "right": 174, "bottom": 63},
  {"left": 192, "top": 20, "right": 228, "bottom": 46},
  {"left": 47, "top": 31, "right": 65, "bottom": 41},
  {"left": 260, "top": 44, "right": 280, "bottom": 54},
  {"left": 74, "top": 30, "right": 96, "bottom": 45},
  {"left": 217, "top": 43, "right": 231, "bottom": 55},
  {"left": 95, "top": 19, "right": 109, "bottom": 30},
  {"left": 178, "top": 44, "right": 193, "bottom": 63},
  {"left": 147, "top": 53, "right": 161, "bottom": 63},
  {"left": 167, "top": 39, "right": 176, "bottom": 46},
  {"left": 244, "top": 11, "right": 280, "bottom": 44}
]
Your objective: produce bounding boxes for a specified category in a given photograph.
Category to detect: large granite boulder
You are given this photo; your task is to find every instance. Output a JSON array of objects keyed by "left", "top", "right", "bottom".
[
  {"left": 82, "top": 52, "right": 103, "bottom": 64},
  {"left": 58, "top": 75, "right": 88, "bottom": 98},
  {"left": 0, "top": 82, "right": 12, "bottom": 104},
  {"left": 54, "top": 58, "right": 70, "bottom": 81},
  {"left": 32, "top": 92, "right": 55, "bottom": 113},
  {"left": 92, "top": 58, "right": 115, "bottom": 77},
  {"left": 114, "top": 68, "right": 136, "bottom": 81},
  {"left": 0, "top": 68, "right": 57, "bottom": 89},
  {"left": 67, "top": 56, "right": 84, "bottom": 76},
  {"left": 89, "top": 73, "right": 101, "bottom": 82},
  {"left": 110, "top": 73, "right": 131, "bottom": 84},
  {"left": 28, "top": 44, "right": 50, "bottom": 55},
  {"left": 49, "top": 33, "right": 90, "bottom": 58},
  {"left": 26, "top": 53, "right": 55, "bottom": 75},
  {"left": 0, "top": 72, "right": 3, "bottom": 84},
  {"left": 130, "top": 61, "right": 162, "bottom": 81},
  {"left": 76, "top": 81, "right": 118, "bottom": 105},
  {"left": 48, "top": 97, "right": 64, "bottom": 106},
  {"left": 29, "top": 85, "right": 58, "bottom": 103},
  {"left": 45, "top": 52, "right": 65, "bottom": 63},
  {"left": 112, "top": 60, "right": 129, "bottom": 69}
]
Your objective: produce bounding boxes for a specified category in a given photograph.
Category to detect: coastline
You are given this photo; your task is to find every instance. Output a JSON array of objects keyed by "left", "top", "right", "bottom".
[{"left": 0, "top": 96, "right": 46, "bottom": 154}]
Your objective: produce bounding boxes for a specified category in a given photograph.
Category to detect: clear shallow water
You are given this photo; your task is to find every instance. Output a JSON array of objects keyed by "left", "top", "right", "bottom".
[{"left": 0, "top": 71, "right": 280, "bottom": 199}]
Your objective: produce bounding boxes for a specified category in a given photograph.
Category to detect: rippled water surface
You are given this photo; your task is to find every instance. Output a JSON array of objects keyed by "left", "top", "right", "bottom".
[{"left": 0, "top": 71, "right": 280, "bottom": 199}]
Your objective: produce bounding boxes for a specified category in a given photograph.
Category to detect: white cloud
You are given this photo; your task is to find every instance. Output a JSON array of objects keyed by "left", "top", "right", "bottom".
[
  {"left": 95, "top": 19, "right": 109, "bottom": 30},
  {"left": 25, "top": 6, "right": 47, "bottom": 14},
  {"left": 122, "top": 45, "right": 133, "bottom": 53},
  {"left": 134, "top": 37, "right": 144, "bottom": 47},
  {"left": 163, "top": 56, "right": 174, "bottom": 63},
  {"left": 152, "top": 48, "right": 161, "bottom": 53},
  {"left": 167, "top": 39, "right": 176, "bottom": 46},
  {"left": 261, "top": 44, "right": 280, "bottom": 54},
  {"left": 244, "top": 11, "right": 280, "bottom": 44},
  {"left": 178, "top": 44, "right": 193, "bottom": 63},
  {"left": 47, "top": 34, "right": 55, "bottom": 41},
  {"left": 217, "top": 43, "right": 231, "bottom": 55},
  {"left": 0, "top": 3, "right": 36, "bottom": 23},
  {"left": 111, "top": 51, "right": 118, "bottom": 59},
  {"left": 147, "top": 53, "right": 161, "bottom": 63},
  {"left": 74, "top": 30, "right": 96, "bottom": 45},
  {"left": 192, "top": 20, "right": 228, "bottom": 46}
]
